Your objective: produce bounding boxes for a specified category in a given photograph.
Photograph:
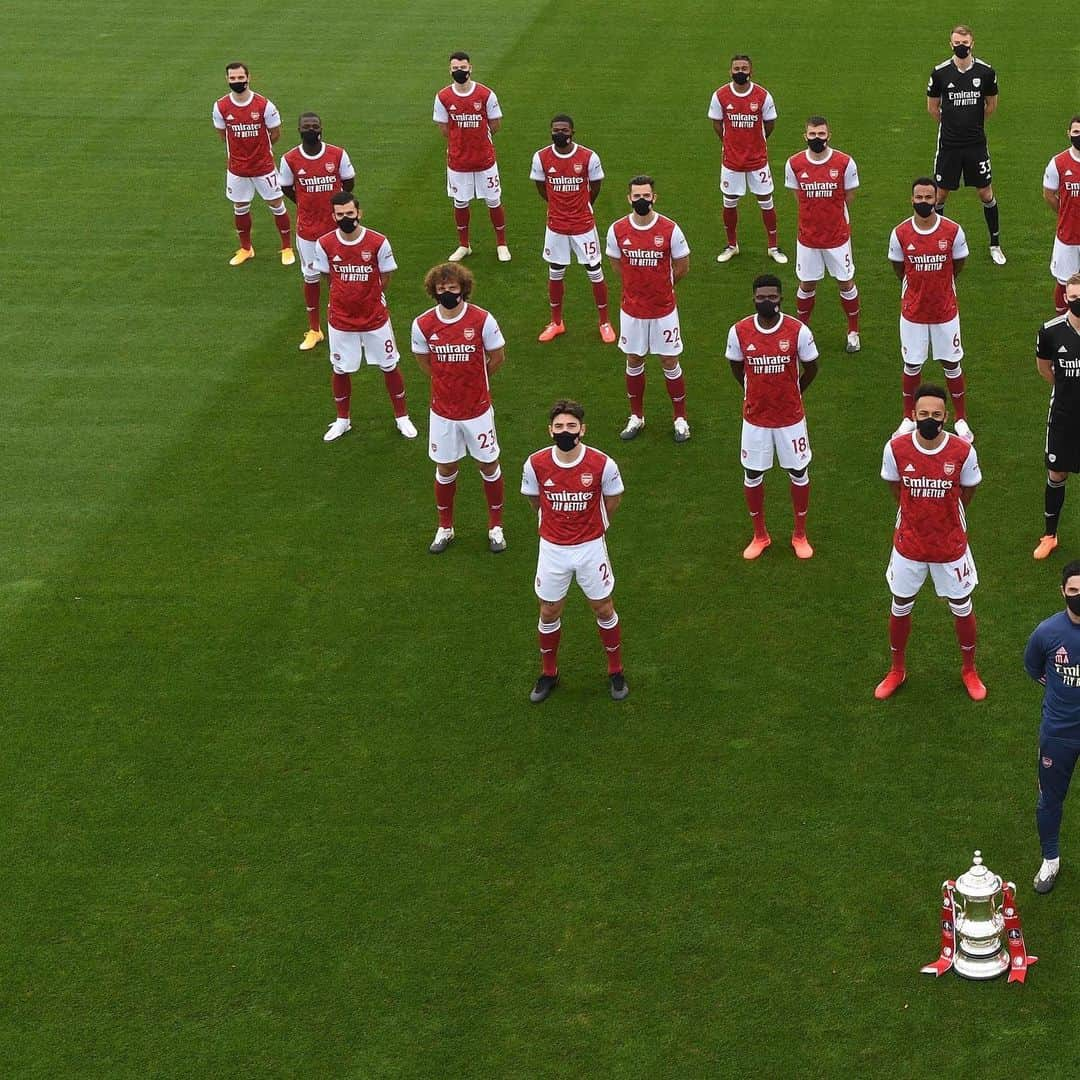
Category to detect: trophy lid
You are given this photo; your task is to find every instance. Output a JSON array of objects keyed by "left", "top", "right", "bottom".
[{"left": 955, "top": 850, "right": 1002, "bottom": 900}]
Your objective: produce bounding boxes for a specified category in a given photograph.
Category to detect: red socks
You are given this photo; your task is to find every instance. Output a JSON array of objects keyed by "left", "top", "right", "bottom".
[
  {"left": 332, "top": 373, "right": 351, "bottom": 418},
  {"left": 454, "top": 206, "right": 470, "bottom": 246},
  {"left": 234, "top": 210, "right": 252, "bottom": 249},
  {"left": 1054, "top": 282, "right": 1067, "bottom": 315},
  {"left": 591, "top": 279, "right": 609, "bottom": 323},
  {"left": 790, "top": 479, "right": 810, "bottom": 539},
  {"left": 760, "top": 205, "right": 778, "bottom": 248},
  {"left": 538, "top": 620, "right": 561, "bottom": 677},
  {"left": 626, "top": 367, "right": 646, "bottom": 416},
  {"left": 954, "top": 611, "right": 977, "bottom": 672},
  {"left": 723, "top": 206, "right": 738, "bottom": 247},
  {"left": 488, "top": 204, "right": 507, "bottom": 245},
  {"left": 596, "top": 613, "right": 623, "bottom": 675},
  {"left": 840, "top": 286, "right": 860, "bottom": 331},
  {"left": 548, "top": 277, "right": 565, "bottom": 324},
  {"left": 796, "top": 289, "right": 816, "bottom": 324},
  {"left": 744, "top": 482, "right": 767, "bottom": 539},
  {"left": 382, "top": 366, "right": 408, "bottom": 418},
  {"left": 482, "top": 468, "right": 504, "bottom": 528},
  {"left": 272, "top": 207, "right": 292, "bottom": 249},
  {"left": 435, "top": 472, "right": 457, "bottom": 529},
  {"left": 663, "top": 365, "right": 687, "bottom": 420},
  {"left": 303, "top": 281, "right": 321, "bottom": 331},
  {"left": 888, "top": 611, "right": 911, "bottom": 672},
  {"left": 945, "top": 369, "right": 967, "bottom": 421},
  {"left": 902, "top": 371, "right": 921, "bottom": 420}
]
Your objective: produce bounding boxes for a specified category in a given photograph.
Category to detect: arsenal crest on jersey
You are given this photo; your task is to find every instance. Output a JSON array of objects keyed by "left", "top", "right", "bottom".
[
  {"left": 750, "top": 102, "right": 759, "bottom": 111},
  {"left": 939, "top": 239, "right": 949, "bottom": 251},
  {"left": 573, "top": 162, "right": 583, "bottom": 174},
  {"left": 580, "top": 473, "right": 593, "bottom": 488},
  {"left": 973, "top": 78, "right": 981, "bottom": 88},
  {"left": 463, "top": 327, "right": 475, "bottom": 341},
  {"left": 943, "top": 462, "right": 956, "bottom": 476},
  {"left": 778, "top": 339, "right": 791, "bottom": 351},
  {"left": 829, "top": 168, "right": 839, "bottom": 179},
  {"left": 473, "top": 100, "right": 481, "bottom": 110},
  {"left": 251, "top": 110, "right": 260, "bottom": 120},
  {"left": 361, "top": 250, "right": 372, "bottom": 262},
  {"left": 654, "top": 235, "right": 665, "bottom": 247},
  {"left": 327, "top": 162, "right": 336, "bottom": 172}
]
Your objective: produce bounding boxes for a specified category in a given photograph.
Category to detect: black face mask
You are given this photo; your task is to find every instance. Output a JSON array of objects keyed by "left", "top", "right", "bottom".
[
  {"left": 916, "top": 416, "right": 944, "bottom": 439},
  {"left": 552, "top": 132, "right": 571, "bottom": 148},
  {"left": 631, "top": 197, "right": 653, "bottom": 215},
  {"left": 806, "top": 137, "right": 828, "bottom": 153},
  {"left": 1071, "top": 135, "right": 1080, "bottom": 152},
  {"left": 913, "top": 201, "right": 936, "bottom": 219},
  {"left": 754, "top": 299, "right": 780, "bottom": 319},
  {"left": 229, "top": 80, "right": 248, "bottom": 94},
  {"left": 451, "top": 69, "right": 470, "bottom": 84},
  {"left": 732, "top": 71, "right": 750, "bottom": 85},
  {"left": 1066, "top": 594, "right": 1080, "bottom": 616},
  {"left": 301, "top": 130, "right": 322, "bottom": 146},
  {"left": 952, "top": 44, "right": 971, "bottom": 59},
  {"left": 553, "top": 431, "right": 581, "bottom": 452},
  {"left": 1069, "top": 299, "right": 1080, "bottom": 317},
  {"left": 337, "top": 217, "right": 359, "bottom": 233},
  {"left": 436, "top": 291, "right": 462, "bottom": 309}
]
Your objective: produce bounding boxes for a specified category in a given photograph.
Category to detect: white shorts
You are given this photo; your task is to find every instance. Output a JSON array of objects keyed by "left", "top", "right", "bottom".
[
  {"left": 618, "top": 309, "right": 683, "bottom": 357},
  {"left": 720, "top": 164, "right": 774, "bottom": 197},
  {"left": 297, "top": 236, "right": 321, "bottom": 281},
  {"left": 795, "top": 240, "right": 855, "bottom": 283},
  {"left": 428, "top": 406, "right": 500, "bottom": 464},
  {"left": 226, "top": 169, "right": 282, "bottom": 203},
  {"left": 886, "top": 546, "right": 978, "bottom": 600},
  {"left": 741, "top": 419, "right": 811, "bottom": 472},
  {"left": 446, "top": 164, "right": 501, "bottom": 205},
  {"left": 899, "top": 314, "right": 963, "bottom": 366},
  {"left": 543, "top": 227, "right": 602, "bottom": 266},
  {"left": 328, "top": 320, "right": 399, "bottom": 373},
  {"left": 534, "top": 536, "right": 615, "bottom": 602},
  {"left": 1051, "top": 237, "right": 1080, "bottom": 284}
]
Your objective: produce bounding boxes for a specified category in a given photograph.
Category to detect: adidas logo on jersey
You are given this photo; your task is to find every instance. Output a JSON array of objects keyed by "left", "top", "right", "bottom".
[
  {"left": 745, "top": 344, "right": 757, "bottom": 351},
  {"left": 947, "top": 82, "right": 955, "bottom": 89},
  {"left": 907, "top": 244, "right": 916, "bottom": 251},
  {"left": 298, "top": 169, "right": 307, "bottom": 175},
  {"left": 226, "top": 114, "right": 235, "bottom": 120},
  {"left": 800, "top": 171, "right": 810, "bottom": 179},
  {"left": 1061, "top": 345, "right": 1070, "bottom": 353},
  {"left": 904, "top": 464, "right": 916, "bottom": 472},
  {"left": 430, "top": 333, "right": 440, "bottom": 342},
  {"left": 548, "top": 167, "right": 557, "bottom": 174},
  {"left": 543, "top": 478, "right": 555, "bottom": 487},
  {"left": 332, "top": 254, "right": 341, "bottom": 261},
  {"left": 449, "top": 104, "right": 457, "bottom": 111}
]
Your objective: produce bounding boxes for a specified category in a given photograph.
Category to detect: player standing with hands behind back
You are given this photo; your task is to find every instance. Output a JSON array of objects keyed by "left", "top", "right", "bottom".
[{"left": 927, "top": 25, "right": 1005, "bottom": 265}]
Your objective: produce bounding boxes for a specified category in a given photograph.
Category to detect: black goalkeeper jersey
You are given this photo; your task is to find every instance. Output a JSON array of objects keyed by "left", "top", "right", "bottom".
[
  {"left": 1038, "top": 315, "right": 1080, "bottom": 424},
  {"left": 927, "top": 58, "right": 998, "bottom": 148}
]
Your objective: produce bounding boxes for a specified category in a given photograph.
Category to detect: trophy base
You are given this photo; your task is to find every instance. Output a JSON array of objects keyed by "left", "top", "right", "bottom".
[{"left": 954, "top": 948, "right": 1010, "bottom": 980}]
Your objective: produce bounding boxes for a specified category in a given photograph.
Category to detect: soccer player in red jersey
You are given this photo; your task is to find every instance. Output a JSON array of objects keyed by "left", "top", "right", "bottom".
[
  {"left": 434, "top": 51, "right": 510, "bottom": 264},
  {"left": 726, "top": 275, "right": 819, "bottom": 560},
  {"left": 606, "top": 175, "right": 691, "bottom": 443},
  {"left": 412, "top": 263, "right": 508, "bottom": 555},
  {"left": 521, "top": 400, "right": 628, "bottom": 703},
  {"left": 876, "top": 384, "right": 985, "bottom": 701},
  {"left": 279, "top": 113, "right": 356, "bottom": 351},
  {"left": 785, "top": 116, "right": 862, "bottom": 353},
  {"left": 530, "top": 115, "right": 615, "bottom": 344},
  {"left": 1043, "top": 116, "right": 1080, "bottom": 315},
  {"left": 708, "top": 54, "right": 787, "bottom": 265},
  {"left": 211, "top": 63, "right": 294, "bottom": 267},
  {"left": 311, "top": 192, "right": 416, "bottom": 443},
  {"left": 888, "top": 178, "right": 971, "bottom": 442}
]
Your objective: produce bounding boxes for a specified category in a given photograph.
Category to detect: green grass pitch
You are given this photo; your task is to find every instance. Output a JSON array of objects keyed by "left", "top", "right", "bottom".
[{"left": 4, "top": 2, "right": 1080, "bottom": 1075}]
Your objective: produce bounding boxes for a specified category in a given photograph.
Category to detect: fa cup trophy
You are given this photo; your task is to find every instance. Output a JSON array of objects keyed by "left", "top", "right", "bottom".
[{"left": 920, "top": 850, "right": 1037, "bottom": 983}]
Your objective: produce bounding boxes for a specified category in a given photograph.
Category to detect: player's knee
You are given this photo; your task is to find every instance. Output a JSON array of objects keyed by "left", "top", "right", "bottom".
[
  {"left": 380, "top": 362, "right": 399, "bottom": 374},
  {"left": 661, "top": 357, "right": 679, "bottom": 373},
  {"left": 625, "top": 361, "right": 645, "bottom": 377},
  {"left": 233, "top": 202, "right": 251, "bottom": 215},
  {"left": 948, "top": 597, "right": 973, "bottom": 617},
  {"left": 743, "top": 470, "right": 764, "bottom": 485},
  {"left": 484, "top": 196, "right": 501, "bottom": 209},
  {"left": 797, "top": 283, "right": 816, "bottom": 295},
  {"left": 788, "top": 467, "right": 808, "bottom": 482},
  {"left": 890, "top": 597, "right": 916, "bottom": 617},
  {"left": 303, "top": 274, "right": 320, "bottom": 285},
  {"left": 1036, "top": 788, "right": 1061, "bottom": 814},
  {"left": 586, "top": 262, "right": 602, "bottom": 275},
  {"left": 593, "top": 598, "right": 615, "bottom": 621},
  {"left": 756, "top": 196, "right": 774, "bottom": 210},
  {"left": 940, "top": 361, "right": 960, "bottom": 375},
  {"left": 539, "top": 600, "right": 563, "bottom": 622},
  {"left": 723, "top": 196, "right": 740, "bottom": 209},
  {"left": 548, "top": 264, "right": 567, "bottom": 279},
  {"left": 903, "top": 363, "right": 925, "bottom": 377},
  {"left": 1048, "top": 472, "right": 1068, "bottom": 486},
  {"left": 479, "top": 461, "right": 501, "bottom": 478},
  {"left": 269, "top": 199, "right": 286, "bottom": 212}
]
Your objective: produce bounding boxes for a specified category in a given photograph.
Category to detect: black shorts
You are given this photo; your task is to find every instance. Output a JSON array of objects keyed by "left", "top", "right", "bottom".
[
  {"left": 934, "top": 142, "right": 992, "bottom": 190},
  {"left": 1046, "top": 421, "right": 1080, "bottom": 473}
]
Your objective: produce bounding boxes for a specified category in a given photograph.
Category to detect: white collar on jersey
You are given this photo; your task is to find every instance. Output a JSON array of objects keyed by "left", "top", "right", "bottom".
[
  {"left": 550, "top": 444, "right": 587, "bottom": 468},
  {"left": 909, "top": 431, "right": 950, "bottom": 456},
  {"left": 628, "top": 212, "right": 660, "bottom": 230},
  {"left": 434, "top": 302, "right": 470, "bottom": 324},
  {"left": 336, "top": 226, "right": 367, "bottom": 245},
  {"left": 909, "top": 215, "right": 943, "bottom": 235}
]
